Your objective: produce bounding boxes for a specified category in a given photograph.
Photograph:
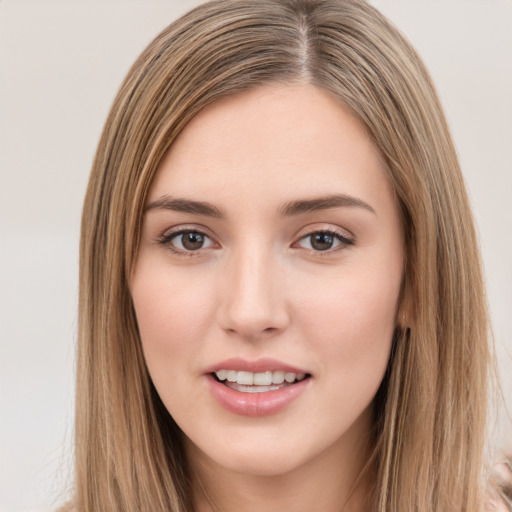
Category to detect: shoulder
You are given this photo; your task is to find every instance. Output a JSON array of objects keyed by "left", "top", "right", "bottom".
[
  {"left": 55, "top": 502, "right": 74, "bottom": 512},
  {"left": 486, "top": 458, "right": 512, "bottom": 511}
]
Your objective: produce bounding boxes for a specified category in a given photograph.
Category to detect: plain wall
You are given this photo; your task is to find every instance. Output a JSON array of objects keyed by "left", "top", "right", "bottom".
[{"left": 1, "top": 1, "right": 510, "bottom": 510}]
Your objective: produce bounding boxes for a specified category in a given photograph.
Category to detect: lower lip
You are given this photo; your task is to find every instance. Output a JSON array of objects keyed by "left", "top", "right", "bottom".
[{"left": 206, "top": 375, "right": 310, "bottom": 417}]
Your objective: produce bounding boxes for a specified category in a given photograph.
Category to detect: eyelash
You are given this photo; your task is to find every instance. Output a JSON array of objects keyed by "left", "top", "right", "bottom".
[
  {"left": 157, "top": 228, "right": 216, "bottom": 257},
  {"left": 157, "top": 227, "right": 354, "bottom": 257},
  {"left": 294, "top": 228, "right": 354, "bottom": 255}
]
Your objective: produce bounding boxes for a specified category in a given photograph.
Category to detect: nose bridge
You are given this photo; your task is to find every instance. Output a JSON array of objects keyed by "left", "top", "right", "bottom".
[{"left": 220, "top": 237, "right": 287, "bottom": 339}]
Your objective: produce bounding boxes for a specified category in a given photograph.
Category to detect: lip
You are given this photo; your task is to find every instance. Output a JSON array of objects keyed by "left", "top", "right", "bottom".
[
  {"left": 204, "top": 357, "right": 312, "bottom": 417},
  {"left": 203, "top": 357, "right": 309, "bottom": 375},
  {"left": 206, "top": 374, "right": 310, "bottom": 417}
]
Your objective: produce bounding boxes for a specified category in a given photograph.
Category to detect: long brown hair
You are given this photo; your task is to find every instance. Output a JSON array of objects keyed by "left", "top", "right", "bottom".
[{"left": 76, "top": 1, "right": 491, "bottom": 510}]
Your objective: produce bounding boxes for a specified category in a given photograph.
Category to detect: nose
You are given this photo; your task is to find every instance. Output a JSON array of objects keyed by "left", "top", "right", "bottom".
[{"left": 217, "top": 244, "right": 289, "bottom": 341}]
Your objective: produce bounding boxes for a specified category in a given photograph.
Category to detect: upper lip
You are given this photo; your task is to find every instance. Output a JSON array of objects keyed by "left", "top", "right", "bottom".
[{"left": 203, "top": 357, "right": 310, "bottom": 375}]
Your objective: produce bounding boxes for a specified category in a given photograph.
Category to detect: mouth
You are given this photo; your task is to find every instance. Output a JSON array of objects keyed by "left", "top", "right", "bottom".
[
  {"left": 205, "top": 358, "right": 312, "bottom": 416},
  {"left": 212, "top": 370, "right": 311, "bottom": 393}
]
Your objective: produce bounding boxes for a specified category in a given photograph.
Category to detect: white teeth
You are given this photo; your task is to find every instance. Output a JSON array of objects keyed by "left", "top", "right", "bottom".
[
  {"left": 253, "top": 371, "right": 272, "bottom": 386},
  {"left": 272, "top": 370, "right": 285, "bottom": 384},
  {"left": 214, "top": 369, "right": 307, "bottom": 385},
  {"left": 226, "top": 370, "right": 237, "bottom": 382},
  {"left": 216, "top": 369, "right": 227, "bottom": 381},
  {"left": 237, "top": 371, "right": 254, "bottom": 385}
]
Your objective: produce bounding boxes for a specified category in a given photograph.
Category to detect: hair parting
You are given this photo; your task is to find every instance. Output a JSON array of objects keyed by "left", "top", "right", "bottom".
[{"left": 74, "top": 1, "right": 492, "bottom": 510}]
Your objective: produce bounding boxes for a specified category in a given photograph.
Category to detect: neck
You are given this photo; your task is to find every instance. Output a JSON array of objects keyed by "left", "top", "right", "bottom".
[{"left": 187, "top": 410, "right": 377, "bottom": 512}]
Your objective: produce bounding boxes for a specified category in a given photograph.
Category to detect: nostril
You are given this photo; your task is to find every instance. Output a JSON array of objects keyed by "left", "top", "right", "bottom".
[{"left": 223, "top": 324, "right": 284, "bottom": 341}]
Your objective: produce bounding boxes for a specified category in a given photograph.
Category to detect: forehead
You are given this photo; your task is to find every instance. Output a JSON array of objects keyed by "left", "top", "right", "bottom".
[{"left": 149, "top": 84, "right": 393, "bottom": 215}]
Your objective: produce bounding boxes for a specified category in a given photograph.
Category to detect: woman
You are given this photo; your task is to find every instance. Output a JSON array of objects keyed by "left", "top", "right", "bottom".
[{"left": 73, "top": 0, "right": 495, "bottom": 510}]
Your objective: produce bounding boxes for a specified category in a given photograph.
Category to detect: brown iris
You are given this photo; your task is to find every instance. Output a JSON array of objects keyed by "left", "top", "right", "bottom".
[
  {"left": 181, "top": 231, "right": 205, "bottom": 250},
  {"left": 310, "top": 232, "right": 335, "bottom": 251}
]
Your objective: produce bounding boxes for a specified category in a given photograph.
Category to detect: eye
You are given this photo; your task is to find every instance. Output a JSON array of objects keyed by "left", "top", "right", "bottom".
[
  {"left": 160, "top": 229, "right": 215, "bottom": 253},
  {"left": 295, "top": 230, "right": 353, "bottom": 252}
]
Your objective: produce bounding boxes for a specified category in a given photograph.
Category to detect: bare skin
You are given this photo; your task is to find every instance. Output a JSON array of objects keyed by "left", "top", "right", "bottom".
[
  {"left": 188, "top": 407, "right": 375, "bottom": 512},
  {"left": 131, "top": 84, "right": 404, "bottom": 512}
]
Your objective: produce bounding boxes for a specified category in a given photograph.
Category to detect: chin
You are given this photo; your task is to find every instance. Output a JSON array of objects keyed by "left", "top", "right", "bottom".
[
  {"left": 213, "top": 447, "right": 309, "bottom": 477},
  {"left": 185, "top": 422, "right": 339, "bottom": 479}
]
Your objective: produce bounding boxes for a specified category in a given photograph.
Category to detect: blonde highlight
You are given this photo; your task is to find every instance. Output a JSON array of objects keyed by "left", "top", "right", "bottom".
[{"left": 76, "top": 1, "right": 491, "bottom": 510}]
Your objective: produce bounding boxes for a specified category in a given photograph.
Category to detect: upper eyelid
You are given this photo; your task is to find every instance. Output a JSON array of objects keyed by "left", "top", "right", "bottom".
[
  {"left": 156, "top": 224, "right": 355, "bottom": 246},
  {"left": 293, "top": 224, "right": 355, "bottom": 242},
  {"left": 291, "top": 231, "right": 354, "bottom": 259},
  {"left": 156, "top": 226, "right": 217, "bottom": 251},
  {"left": 159, "top": 224, "right": 214, "bottom": 239},
  {"left": 300, "top": 227, "right": 352, "bottom": 238},
  {"left": 295, "top": 230, "right": 354, "bottom": 246},
  {"left": 157, "top": 228, "right": 217, "bottom": 257}
]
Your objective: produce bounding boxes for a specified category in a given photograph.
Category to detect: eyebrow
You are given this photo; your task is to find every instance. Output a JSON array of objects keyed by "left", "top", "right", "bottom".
[
  {"left": 145, "top": 193, "right": 375, "bottom": 218},
  {"left": 145, "top": 196, "right": 225, "bottom": 218},
  {"left": 279, "top": 194, "right": 375, "bottom": 216}
]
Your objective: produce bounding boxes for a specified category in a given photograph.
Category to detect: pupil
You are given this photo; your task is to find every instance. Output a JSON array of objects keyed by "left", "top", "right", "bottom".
[
  {"left": 182, "top": 232, "right": 204, "bottom": 250},
  {"left": 311, "top": 233, "right": 333, "bottom": 251}
]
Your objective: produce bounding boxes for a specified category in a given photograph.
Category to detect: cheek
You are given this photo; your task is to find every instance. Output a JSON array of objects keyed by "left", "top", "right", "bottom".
[
  {"left": 131, "top": 265, "right": 222, "bottom": 421},
  {"left": 130, "top": 262, "right": 217, "bottom": 375},
  {"left": 296, "top": 275, "right": 397, "bottom": 423},
  {"left": 295, "top": 262, "right": 400, "bottom": 376}
]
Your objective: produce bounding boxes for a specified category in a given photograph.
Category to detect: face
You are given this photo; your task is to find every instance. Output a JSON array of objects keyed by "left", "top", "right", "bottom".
[{"left": 131, "top": 85, "right": 404, "bottom": 478}]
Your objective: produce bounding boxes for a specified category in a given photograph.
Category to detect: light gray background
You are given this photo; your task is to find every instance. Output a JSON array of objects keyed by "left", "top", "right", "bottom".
[{"left": 1, "top": 1, "right": 510, "bottom": 511}]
